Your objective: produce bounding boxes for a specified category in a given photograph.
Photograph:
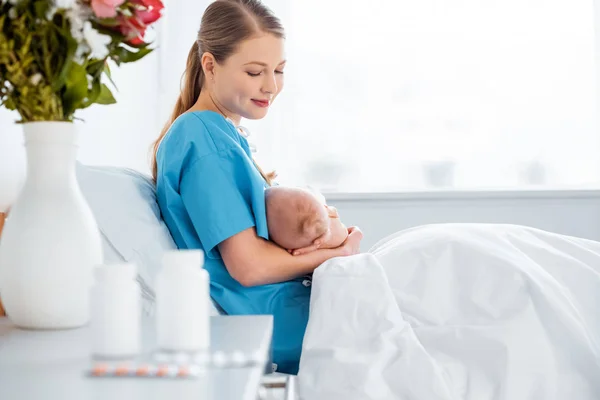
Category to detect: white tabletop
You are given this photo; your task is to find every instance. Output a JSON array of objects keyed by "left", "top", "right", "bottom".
[{"left": 0, "top": 315, "right": 273, "bottom": 400}]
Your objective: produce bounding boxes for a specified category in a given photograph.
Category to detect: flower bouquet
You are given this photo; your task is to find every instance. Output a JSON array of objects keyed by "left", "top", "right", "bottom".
[
  {"left": 0, "top": 0, "right": 164, "bottom": 122},
  {"left": 0, "top": 0, "right": 164, "bottom": 329}
]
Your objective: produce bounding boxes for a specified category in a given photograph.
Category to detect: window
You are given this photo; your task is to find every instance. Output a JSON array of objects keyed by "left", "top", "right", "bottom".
[
  {"left": 240, "top": 0, "right": 599, "bottom": 192},
  {"left": 4, "top": 0, "right": 592, "bottom": 193}
]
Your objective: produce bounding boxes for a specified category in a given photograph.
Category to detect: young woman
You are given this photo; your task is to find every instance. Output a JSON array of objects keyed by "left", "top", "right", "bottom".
[{"left": 151, "top": 0, "right": 363, "bottom": 374}]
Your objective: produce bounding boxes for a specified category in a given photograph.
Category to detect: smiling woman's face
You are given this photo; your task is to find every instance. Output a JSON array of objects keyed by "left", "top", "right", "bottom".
[{"left": 213, "top": 33, "right": 286, "bottom": 120}]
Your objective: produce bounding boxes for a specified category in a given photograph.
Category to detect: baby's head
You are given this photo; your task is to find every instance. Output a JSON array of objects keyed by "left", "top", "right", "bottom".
[{"left": 265, "top": 187, "right": 329, "bottom": 250}]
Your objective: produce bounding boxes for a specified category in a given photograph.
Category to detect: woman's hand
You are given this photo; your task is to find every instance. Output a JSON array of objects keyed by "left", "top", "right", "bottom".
[
  {"left": 291, "top": 226, "right": 363, "bottom": 257},
  {"left": 337, "top": 226, "right": 363, "bottom": 257},
  {"left": 288, "top": 229, "right": 331, "bottom": 256}
]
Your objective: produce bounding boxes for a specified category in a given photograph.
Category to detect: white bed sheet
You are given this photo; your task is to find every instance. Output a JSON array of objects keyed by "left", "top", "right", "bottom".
[{"left": 298, "top": 223, "right": 600, "bottom": 400}]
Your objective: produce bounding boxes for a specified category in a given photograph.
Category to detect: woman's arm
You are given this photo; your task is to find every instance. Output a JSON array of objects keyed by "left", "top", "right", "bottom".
[{"left": 219, "top": 226, "right": 362, "bottom": 287}]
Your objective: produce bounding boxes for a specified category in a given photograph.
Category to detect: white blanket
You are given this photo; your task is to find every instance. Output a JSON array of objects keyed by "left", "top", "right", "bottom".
[{"left": 297, "top": 224, "right": 600, "bottom": 400}]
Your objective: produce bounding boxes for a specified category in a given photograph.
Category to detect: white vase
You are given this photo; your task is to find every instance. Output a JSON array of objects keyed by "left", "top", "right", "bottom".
[{"left": 0, "top": 122, "right": 103, "bottom": 329}]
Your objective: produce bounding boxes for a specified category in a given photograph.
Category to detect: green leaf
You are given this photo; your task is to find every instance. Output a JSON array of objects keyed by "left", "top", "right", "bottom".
[
  {"left": 81, "top": 79, "right": 101, "bottom": 108},
  {"left": 62, "top": 62, "right": 88, "bottom": 116},
  {"left": 93, "top": 18, "right": 121, "bottom": 28},
  {"left": 96, "top": 84, "right": 116, "bottom": 105},
  {"left": 113, "top": 46, "right": 153, "bottom": 65},
  {"left": 125, "top": 40, "right": 153, "bottom": 50},
  {"left": 93, "top": 24, "right": 126, "bottom": 40},
  {"left": 33, "top": 1, "right": 50, "bottom": 19},
  {"left": 103, "top": 62, "right": 118, "bottom": 91},
  {"left": 52, "top": 27, "right": 78, "bottom": 91},
  {"left": 87, "top": 59, "right": 105, "bottom": 77}
]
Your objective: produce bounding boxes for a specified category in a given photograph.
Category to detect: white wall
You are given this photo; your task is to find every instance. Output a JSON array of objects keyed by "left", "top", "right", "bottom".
[{"left": 328, "top": 190, "right": 600, "bottom": 251}]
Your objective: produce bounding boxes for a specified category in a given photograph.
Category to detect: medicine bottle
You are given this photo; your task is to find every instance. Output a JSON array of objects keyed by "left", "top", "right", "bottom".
[
  {"left": 156, "top": 250, "right": 210, "bottom": 352},
  {"left": 90, "top": 263, "right": 141, "bottom": 358}
]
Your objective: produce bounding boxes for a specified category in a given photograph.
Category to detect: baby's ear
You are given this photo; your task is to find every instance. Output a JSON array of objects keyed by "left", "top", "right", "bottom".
[{"left": 304, "top": 213, "right": 329, "bottom": 240}]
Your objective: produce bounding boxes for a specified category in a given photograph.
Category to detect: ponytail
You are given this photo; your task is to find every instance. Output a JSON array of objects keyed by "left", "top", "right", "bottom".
[{"left": 151, "top": 41, "right": 203, "bottom": 181}]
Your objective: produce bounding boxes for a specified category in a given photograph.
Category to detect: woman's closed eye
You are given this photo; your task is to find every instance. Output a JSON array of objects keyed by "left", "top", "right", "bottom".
[{"left": 246, "top": 70, "right": 285, "bottom": 77}]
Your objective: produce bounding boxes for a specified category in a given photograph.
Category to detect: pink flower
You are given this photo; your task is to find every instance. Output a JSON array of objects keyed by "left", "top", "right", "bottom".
[
  {"left": 91, "top": 0, "right": 126, "bottom": 18},
  {"left": 118, "top": 14, "right": 147, "bottom": 45},
  {"left": 131, "top": 0, "right": 164, "bottom": 24},
  {"left": 115, "top": 0, "right": 164, "bottom": 45}
]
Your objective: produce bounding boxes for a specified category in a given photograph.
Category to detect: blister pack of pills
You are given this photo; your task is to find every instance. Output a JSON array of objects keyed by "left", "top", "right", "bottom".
[{"left": 87, "top": 348, "right": 268, "bottom": 379}]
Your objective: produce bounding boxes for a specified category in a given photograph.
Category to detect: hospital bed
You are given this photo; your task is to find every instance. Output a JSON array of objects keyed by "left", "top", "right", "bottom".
[{"left": 76, "top": 162, "right": 600, "bottom": 400}]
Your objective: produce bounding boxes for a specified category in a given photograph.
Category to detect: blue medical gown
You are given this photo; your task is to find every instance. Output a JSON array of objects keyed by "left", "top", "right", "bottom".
[{"left": 155, "top": 110, "right": 310, "bottom": 374}]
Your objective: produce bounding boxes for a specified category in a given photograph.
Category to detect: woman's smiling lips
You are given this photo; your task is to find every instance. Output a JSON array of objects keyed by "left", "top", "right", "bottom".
[{"left": 251, "top": 99, "right": 270, "bottom": 107}]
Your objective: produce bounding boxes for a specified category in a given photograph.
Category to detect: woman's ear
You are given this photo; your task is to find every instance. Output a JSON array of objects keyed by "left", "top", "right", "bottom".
[{"left": 200, "top": 52, "right": 216, "bottom": 79}]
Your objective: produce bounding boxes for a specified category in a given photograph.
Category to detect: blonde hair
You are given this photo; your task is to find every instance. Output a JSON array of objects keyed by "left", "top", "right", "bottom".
[{"left": 150, "top": 0, "right": 282, "bottom": 184}]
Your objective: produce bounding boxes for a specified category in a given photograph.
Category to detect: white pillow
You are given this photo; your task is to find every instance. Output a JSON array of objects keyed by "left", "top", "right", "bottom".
[{"left": 76, "top": 162, "right": 222, "bottom": 316}]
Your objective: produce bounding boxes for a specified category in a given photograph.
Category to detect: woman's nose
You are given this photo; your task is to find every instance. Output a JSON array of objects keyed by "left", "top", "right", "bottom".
[{"left": 262, "top": 74, "right": 277, "bottom": 94}]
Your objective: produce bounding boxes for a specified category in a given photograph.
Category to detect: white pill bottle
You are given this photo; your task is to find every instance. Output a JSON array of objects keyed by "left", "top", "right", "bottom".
[
  {"left": 90, "top": 263, "right": 141, "bottom": 358},
  {"left": 156, "top": 249, "right": 210, "bottom": 352}
]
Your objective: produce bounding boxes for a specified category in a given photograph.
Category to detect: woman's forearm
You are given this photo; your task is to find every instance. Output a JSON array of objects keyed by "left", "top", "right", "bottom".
[
  {"left": 219, "top": 228, "right": 344, "bottom": 287},
  {"left": 248, "top": 240, "right": 341, "bottom": 286}
]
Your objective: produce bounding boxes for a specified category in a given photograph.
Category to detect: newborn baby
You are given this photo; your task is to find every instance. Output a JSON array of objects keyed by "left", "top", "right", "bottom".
[{"left": 265, "top": 186, "right": 348, "bottom": 253}]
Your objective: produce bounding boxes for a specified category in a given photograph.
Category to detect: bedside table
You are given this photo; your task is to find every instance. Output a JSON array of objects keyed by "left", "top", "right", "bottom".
[{"left": 0, "top": 315, "right": 273, "bottom": 400}]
